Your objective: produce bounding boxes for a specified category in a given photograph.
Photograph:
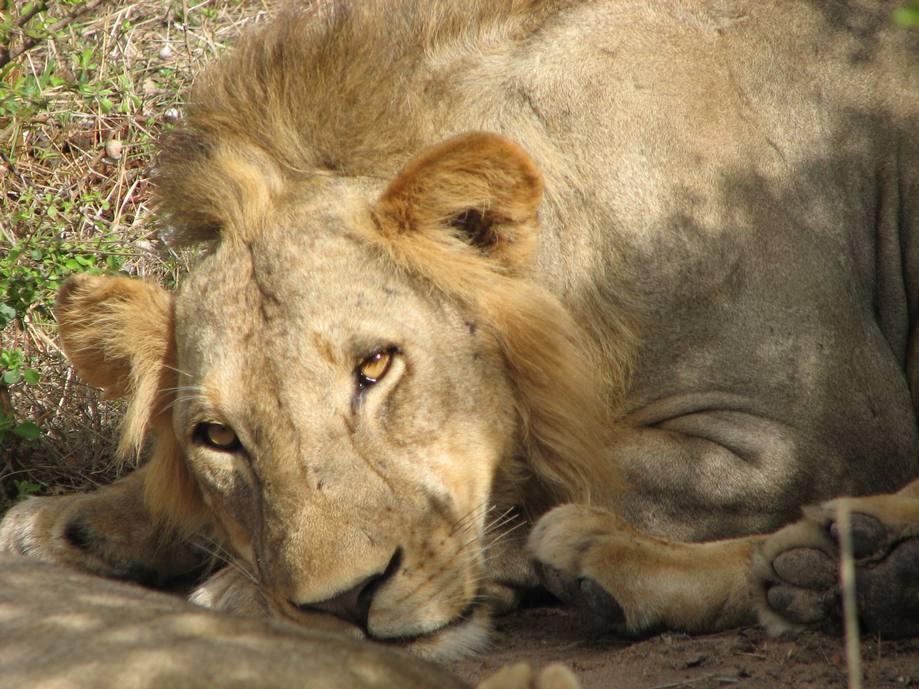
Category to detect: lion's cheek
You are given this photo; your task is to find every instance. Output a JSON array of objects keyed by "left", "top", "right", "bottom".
[
  {"left": 190, "top": 457, "right": 258, "bottom": 564},
  {"left": 419, "top": 431, "right": 507, "bottom": 519}
]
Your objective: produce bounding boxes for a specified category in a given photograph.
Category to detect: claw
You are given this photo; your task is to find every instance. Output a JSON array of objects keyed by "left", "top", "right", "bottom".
[{"left": 577, "top": 577, "right": 625, "bottom": 623}]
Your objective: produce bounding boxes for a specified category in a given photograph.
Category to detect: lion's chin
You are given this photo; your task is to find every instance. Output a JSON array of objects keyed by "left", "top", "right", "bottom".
[
  {"left": 274, "top": 595, "right": 491, "bottom": 661},
  {"left": 389, "top": 604, "right": 492, "bottom": 661}
]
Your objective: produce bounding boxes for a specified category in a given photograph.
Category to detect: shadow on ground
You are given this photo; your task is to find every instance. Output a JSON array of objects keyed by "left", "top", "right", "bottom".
[{"left": 452, "top": 604, "right": 919, "bottom": 689}]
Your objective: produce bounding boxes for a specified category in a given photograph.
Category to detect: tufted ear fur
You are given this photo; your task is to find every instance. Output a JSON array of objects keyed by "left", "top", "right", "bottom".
[
  {"left": 374, "top": 132, "right": 543, "bottom": 275},
  {"left": 56, "top": 274, "right": 176, "bottom": 457},
  {"left": 56, "top": 274, "right": 205, "bottom": 530}
]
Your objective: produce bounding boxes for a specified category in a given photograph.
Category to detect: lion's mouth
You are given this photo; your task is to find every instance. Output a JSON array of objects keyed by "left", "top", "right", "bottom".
[
  {"left": 372, "top": 596, "right": 483, "bottom": 645},
  {"left": 272, "top": 588, "right": 488, "bottom": 658}
]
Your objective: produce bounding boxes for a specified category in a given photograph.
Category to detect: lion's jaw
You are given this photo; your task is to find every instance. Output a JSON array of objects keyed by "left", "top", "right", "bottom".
[{"left": 169, "top": 208, "right": 517, "bottom": 659}]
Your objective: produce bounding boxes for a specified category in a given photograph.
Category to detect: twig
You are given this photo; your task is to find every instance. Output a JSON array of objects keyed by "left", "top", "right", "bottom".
[
  {"left": 16, "top": 3, "right": 48, "bottom": 29},
  {"left": 837, "top": 502, "right": 863, "bottom": 689},
  {"left": 0, "top": 0, "right": 110, "bottom": 70},
  {"left": 182, "top": 0, "right": 194, "bottom": 63},
  {"left": 0, "top": 148, "right": 27, "bottom": 187}
]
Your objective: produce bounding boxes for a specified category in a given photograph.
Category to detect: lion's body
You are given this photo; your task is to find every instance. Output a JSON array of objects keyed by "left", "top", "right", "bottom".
[
  {"left": 159, "top": 0, "right": 919, "bottom": 538},
  {"left": 0, "top": 556, "right": 470, "bottom": 689},
  {"left": 3, "top": 0, "right": 919, "bottom": 671}
]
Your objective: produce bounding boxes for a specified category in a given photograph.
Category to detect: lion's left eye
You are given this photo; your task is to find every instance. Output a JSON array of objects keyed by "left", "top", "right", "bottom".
[
  {"left": 357, "top": 349, "right": 394, "bottom": 389},
  {"left": 195, "top": 422, "right": 241, "bottom": 451}
]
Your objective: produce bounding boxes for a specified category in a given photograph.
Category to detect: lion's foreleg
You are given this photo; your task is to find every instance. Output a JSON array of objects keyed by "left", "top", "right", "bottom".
[
  {"left": 0, "top": 466, "right": 204, "bottom": 586},
  {"left": 527, "top": 504, "right": 763, "bottom": 634},
  {"left": 896, "top": 475, "right": 919, "bottom": 499}
]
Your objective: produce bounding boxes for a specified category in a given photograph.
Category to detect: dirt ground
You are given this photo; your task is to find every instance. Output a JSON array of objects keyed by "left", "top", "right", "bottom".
[{"left": 451, "top": 604, "right": 919, "bottom": 689}]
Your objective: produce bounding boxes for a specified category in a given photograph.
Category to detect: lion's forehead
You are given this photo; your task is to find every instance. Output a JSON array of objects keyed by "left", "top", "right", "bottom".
[
  {"left": 171, "top": 228, "right": 462, "bottom": 389},
  {"left": 178, "top": 228, "right": 412, "bottom": 328}
]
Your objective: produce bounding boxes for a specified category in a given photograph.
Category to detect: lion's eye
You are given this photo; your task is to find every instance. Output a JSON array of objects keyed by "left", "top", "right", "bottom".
[
  {"left": 195, "top": 422, "right": 241, "bottom": 451},
  {"left": 357, "top": 349, "right": 394, "bottom": 388}
]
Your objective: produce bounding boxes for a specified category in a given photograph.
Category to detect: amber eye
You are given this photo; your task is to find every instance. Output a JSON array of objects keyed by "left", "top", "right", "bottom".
[
  {"left": 357, "top": 349, "right": 394, "bottom": 388},
  {"left": 195, "top": 422, "right": 241, "bottom": 451}
]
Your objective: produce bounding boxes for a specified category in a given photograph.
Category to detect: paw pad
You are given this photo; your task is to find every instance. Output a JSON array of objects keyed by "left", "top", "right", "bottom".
[
  {"left": 771, "top": 548, "right": 835, "bottom": 589},
  {"left": 759, "top": 506, "right": 919, "bottom": 638},
  {"left": 828, "top": 513, "right": 885, "bottom": 559}
]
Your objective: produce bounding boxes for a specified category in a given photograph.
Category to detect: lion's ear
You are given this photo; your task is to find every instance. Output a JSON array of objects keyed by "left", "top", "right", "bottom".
[
  {"left": 56, "top": 274, "right": 177, "bottom": 459},
  {"left": 375, "top": 132, "right": 543, "bottom": 274}
]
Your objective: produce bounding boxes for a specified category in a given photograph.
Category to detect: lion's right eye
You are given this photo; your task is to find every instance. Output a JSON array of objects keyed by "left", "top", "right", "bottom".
[
  {"left": 356, "top": 348, "right": 395, "bottom": 390},
  {"left": 194, "top": 422, "right": 241, "bottom": 451}
]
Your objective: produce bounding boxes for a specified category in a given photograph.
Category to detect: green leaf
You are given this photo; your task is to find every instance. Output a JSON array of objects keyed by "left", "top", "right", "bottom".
[
  {"left": 20, "top": 3, "right": 39, "bottom": 19},
  {"left": 894, "top": 4, "right": 919, "bottom": 27},
  {"left": 13, "top": 422, "right": 41, "bottom": 440},
  {"left": 22, "top": 368, "right": 40, "bottom": 385},
  {"left": 2, "top": 369, "right": 20, "bottom": 385},
  {"left": 0, "top": 350, "right": 15, "bottom": 368},
  {"left": 14, "top": 479, "right": 41, "bottom": 498},
  {"left": 0, "top": 303, "right": 15, "bottom": 328}
]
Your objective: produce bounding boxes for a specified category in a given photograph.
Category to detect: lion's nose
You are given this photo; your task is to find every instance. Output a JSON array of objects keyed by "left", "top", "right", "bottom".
[{"left": 291, "top": 548, "right": 402, "bottom": 628}]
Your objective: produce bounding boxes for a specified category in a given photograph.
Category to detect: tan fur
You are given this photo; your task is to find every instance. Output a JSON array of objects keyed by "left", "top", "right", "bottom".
[
  {"left": 55, "top": 276, "right": 176, "bottom": 460},
  {"left": 56, "top": 275, "right": 207, "bottom": 531},
  {"left": 147, "top": 132, "right": 624, "bottom": 524},
  {"left": 371, "top": 133, "right": 623, "bottom": 507},
  {"left": 0, "top": 556, "right": 580, "bottom": 689},
  {"left": 3, "top": 0, "right": 919, "bottom": 666}
]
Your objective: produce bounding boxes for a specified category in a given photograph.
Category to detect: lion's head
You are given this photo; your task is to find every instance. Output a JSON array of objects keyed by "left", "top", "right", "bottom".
[{"left": 53, "top": 5, "right": 633, "bottom": 660}]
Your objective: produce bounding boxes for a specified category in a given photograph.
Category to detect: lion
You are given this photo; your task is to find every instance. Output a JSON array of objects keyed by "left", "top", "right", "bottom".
[
  {"left": 2, "top": 0, "right": 918, "bottom": 671},
  {"left": 0, "top": 555, "right": 576, "bottom": 689}
]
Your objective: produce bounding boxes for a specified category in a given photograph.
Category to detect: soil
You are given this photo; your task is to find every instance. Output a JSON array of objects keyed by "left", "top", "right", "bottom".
[{"left": 450, "top": 604, "right": 919, "bottom": 689}]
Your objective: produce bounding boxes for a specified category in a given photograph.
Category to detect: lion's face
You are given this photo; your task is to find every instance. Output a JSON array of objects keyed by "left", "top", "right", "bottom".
[
  {"left": 56, "top": 133, "right": 608, "bottom": 660},
  {"left": 171, "top": 185, "right": 517, "bottom": 656}
]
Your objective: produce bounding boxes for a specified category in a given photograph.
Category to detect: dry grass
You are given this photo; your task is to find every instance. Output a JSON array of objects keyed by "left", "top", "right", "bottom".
[{"left": 0, "top": 0, "right": 277, "bottom": 513}]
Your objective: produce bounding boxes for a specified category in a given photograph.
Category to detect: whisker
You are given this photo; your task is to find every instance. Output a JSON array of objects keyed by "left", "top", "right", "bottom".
[
  {"left": 160, "top": 385, "right": 205, "bottom": 395},
  {"left": 448, "top": 502, "right": 492, "bottom": 536},
  {"left": 482, "top": 511, "right": 519, "bottom": 538},
  {"left": 390, "top": 508, "right": 529, "bottom": 620},
  {"left": 189, "top": 535, "right": 260, "bottom": 588},
  {"left": 481, "top": 521, "right": 528, "bottom": 557},
  {"left": 483, "top": 517, "right": 526, "bottom": 546},
  {"left": 160, "top": 394, "right": 208, "bottom": 414},
  {"left": 162, "top": 363, "right": 194, "bottom": 378}
]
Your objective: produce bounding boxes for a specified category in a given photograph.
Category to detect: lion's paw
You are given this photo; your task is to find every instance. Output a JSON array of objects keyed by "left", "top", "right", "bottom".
[
  {"left": 475, "top": 662, "right": 581, "bottom": 689},
  {"left": 527, "top": 504, "right": 627, "bottom": 630},
  {"left": 754, "top": 495, "right": 919, "bottom": 638},
  {"left": 0, "top": 497, "right": 61, "bottom": 560},
  {"left": 189, "top": 567, "right": 271, "bottom": 617},
  {"left": 1, "top": 485, "right": 203, "bottom": 586}
]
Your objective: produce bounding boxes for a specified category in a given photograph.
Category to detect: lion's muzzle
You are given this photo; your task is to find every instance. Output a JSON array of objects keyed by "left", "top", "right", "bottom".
[{"left": 290, "top": 547, "right": 402, "bottom": 630}]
